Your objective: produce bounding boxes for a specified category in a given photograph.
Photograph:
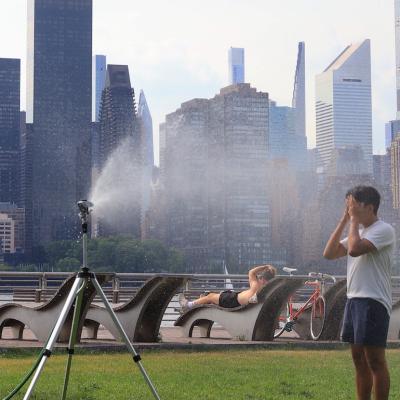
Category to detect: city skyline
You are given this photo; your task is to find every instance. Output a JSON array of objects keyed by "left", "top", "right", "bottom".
[{"left": 0, "top": 0, "right": 396, "bottom": 163}]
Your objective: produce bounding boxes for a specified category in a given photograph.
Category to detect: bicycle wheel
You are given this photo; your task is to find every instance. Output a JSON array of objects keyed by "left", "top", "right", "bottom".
[
  {"left": 310, "top": 295, "right": 326, "bottom": 340},
  {"left": 274, "top": 302, "right": 290, "bottom": 338}
]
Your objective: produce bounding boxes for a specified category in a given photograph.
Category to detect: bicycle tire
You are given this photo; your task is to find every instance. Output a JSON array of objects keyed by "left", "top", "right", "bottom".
[
  {"left": 310, "top": 295, "right": 326, "bottom": 340},
  {"left": 274, "top": 302, "right": 290, "bottom": 339}
]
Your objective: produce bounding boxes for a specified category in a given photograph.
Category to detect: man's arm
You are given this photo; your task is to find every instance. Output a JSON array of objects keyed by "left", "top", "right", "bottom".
[
  {"left": 323, "top": 205, "right": 349, "bottom": 260},
  {"left": 248, "top": 265, "right": 269, "bottom": 286},
  {"left": 347, "top": 217, "right": 376, "bottom": 257}
]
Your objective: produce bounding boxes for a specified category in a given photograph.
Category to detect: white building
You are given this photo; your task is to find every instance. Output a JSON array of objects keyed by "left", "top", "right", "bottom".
[
  {"left": 0, "top": 213, "right": 15, "bottom": 253},
  {"left": 316, "top": 39, "right": 373, "bottom": 174},
  {"left": 228, "top": 47, "right": 245, "bottom": 85}
]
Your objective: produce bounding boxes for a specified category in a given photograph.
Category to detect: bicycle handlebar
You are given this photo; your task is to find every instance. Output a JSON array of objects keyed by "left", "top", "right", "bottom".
[{"left": 308, "top": 272, "right": 336, "bottom": 284}]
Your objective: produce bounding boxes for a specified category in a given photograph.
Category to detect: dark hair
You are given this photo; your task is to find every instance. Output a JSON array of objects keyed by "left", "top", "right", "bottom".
[
  {"left": 346, "top": 185, "right": 381, "bottom": 215},
  {"left": 258, "top": 265, "right": 277, "bottom": 281}
]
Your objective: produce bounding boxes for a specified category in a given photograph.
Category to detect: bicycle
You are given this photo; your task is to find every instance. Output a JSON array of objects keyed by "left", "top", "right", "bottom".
[{"left": 274, "top": 267, "right": 336, "bottom": 340}]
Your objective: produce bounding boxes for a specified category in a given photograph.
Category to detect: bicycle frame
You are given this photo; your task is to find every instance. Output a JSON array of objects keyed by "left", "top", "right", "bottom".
[{"left": 287, "top": 279, "right": 324, "bottom": 321}]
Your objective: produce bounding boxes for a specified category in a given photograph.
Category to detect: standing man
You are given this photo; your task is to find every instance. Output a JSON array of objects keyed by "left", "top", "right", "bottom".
[{"left": 323, "top": 186, "right": 395, "bottom": 400}]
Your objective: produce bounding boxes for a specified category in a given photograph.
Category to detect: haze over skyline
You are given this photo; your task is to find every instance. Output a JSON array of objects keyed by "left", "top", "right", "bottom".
[{"left": 0, "top": 0, "right": 396, "bottom": 163}]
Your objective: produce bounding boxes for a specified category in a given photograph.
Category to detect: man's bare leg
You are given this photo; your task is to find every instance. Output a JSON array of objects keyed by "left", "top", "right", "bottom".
[
  {"left": 364, "top": 346, "right": 390, "bottom": 400},
  {"left": 193, "top": 293, "right": 220, "bottom": 306},
  {"left": 351, "top": 345, "right": 373, "bottom": 400}
]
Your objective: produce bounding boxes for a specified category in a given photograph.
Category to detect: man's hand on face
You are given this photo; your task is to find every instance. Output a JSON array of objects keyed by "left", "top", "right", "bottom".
[
  {"left": 348, "top": 196, "right": 363, "bottom": 223},
  {"left": 342, "top": 198, "right": 350, "bottom": 222}
]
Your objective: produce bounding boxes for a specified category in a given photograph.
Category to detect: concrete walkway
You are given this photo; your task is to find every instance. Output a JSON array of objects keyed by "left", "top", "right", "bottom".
[{"left": 1, "top": 326, "right": 399, "bottom": 351}]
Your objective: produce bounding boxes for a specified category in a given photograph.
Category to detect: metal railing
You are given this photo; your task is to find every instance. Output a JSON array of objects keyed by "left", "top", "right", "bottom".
[{"left": 1, "top": 272, "right": 400, "bottom": 327}]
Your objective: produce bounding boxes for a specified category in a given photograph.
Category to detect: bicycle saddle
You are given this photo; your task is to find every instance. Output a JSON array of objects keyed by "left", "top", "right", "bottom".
[{"left": 283, "top": 267, "right": 297, "bottom": 274}]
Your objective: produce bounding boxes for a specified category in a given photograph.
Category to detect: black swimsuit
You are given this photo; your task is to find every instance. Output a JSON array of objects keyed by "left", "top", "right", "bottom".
[{"left": 218, "top": 290, "right": 241, "bottom": 308}]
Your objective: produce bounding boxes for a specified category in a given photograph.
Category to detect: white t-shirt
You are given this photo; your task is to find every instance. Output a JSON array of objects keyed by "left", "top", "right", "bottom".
[{"left": 340, "top": 219, "right": 396, "bottom": 315}]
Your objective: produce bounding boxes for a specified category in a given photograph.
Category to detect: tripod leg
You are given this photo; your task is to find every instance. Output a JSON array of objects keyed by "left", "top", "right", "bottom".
[
  {"left": 22, "top": 277, "right": 84, "bottom": 400},
  {"left": 61, "top": 279, "right": 87, "bottom": 400},
  {"left": 91, "top": 276, "right": 161, "bottom": 400}
]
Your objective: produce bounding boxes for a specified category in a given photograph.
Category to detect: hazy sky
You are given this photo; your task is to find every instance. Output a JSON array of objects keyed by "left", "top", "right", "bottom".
[{"left": 0, "top": 0, "right": 396, "bottom": 163}]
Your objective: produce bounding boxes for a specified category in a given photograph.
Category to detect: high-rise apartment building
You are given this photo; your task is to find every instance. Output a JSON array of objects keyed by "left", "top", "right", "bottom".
[
  {"left": 316, "top": 39, "right": 373, "bottom": 174},
  {"left": 161, "top": 84, "right": 271, "bottom": 272},
  {"left": 97, "top": 64, "right": 141, "bottom": 237},
  {"left": 228, "top": 47, "right": 245, "bottom": 85},
  {"left": 0, "top": 213, "right": 15, "bottom": 254},
  {"left": 25, "top": 0, "right": 92, "bottom": 246},
  {"left": 0, "top": 202, "right": 25, "bottom": 252},
  {"left": 0, "top": 58, "right": 20, "bottom": 205}
]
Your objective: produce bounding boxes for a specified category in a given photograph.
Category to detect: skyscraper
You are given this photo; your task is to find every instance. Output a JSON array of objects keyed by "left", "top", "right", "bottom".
[
  {"left": 161, "top": 84, "right": 271, "bottom": 272},
  {"left": 97, "top": 64, "right": 141, "bottom": 237},
  {"left": 91, "top": 55, "right": 106, "bottom": 199},
  {"left": 292, "top": 42, "right": 306, "bottom": 138},
  {"left": 138, "top": 90, "right": 154, "bottom": 232},
  {"left": 228, "top": 47, "right": 245, "bottom": 85},
  {"left": 25, "top": 0, "right": 92, "bottom": 246},
  {"left": 92, "top": 55, "right": 107, "bottom": 123},
  {"left": 268, "top": 43, "right": 307, "bottom": 170},
  {"left": 0, "top": 58, "right": 21, "bottom": 205},
  {"left": 315, "top": 39, "right": 373, "bottom": 175}
]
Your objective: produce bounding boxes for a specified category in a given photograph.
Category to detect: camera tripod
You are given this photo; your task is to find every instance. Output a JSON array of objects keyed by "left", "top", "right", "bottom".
[{"left": 4, "top": 201, "right": 160, "bottom": 400}]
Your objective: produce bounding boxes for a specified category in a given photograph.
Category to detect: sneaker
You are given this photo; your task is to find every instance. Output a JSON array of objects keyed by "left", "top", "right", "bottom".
[{"left": 178, "top": 293, "right": 189, "bottom": 312}]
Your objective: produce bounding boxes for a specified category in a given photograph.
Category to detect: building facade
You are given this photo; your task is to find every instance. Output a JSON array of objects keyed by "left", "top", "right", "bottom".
[
  {"left": 0, "top": 214, "right": 15, "bottom": 254},
  {"left": 25, "top": 0, "right": 92, "bottom": 247},
  {"left": 0, "top": 202, "right": 25, "bottom": 252},
  {"left": 292, "top": 42, "right": 306, "bottom": 138},
  {"left": 228, "top": 47, "right": 245, "bottom": 85},
  {"left": 161, "top": 84, "right": 271, "bottom": 272},
  {"left": 97, "top": 64, "right": 141, "bottom": 237},
  {"left": 92, "top": 55, "right": 107, "bottom": 123},
  {"left": 316, "top": 40, "right": 373, "bottom": 174},
  {"left": 138, "top": 90, "right": 154, "bottom": 233},
  {"left": 0, "top": 58, "right": 20, "bottom": 206}
]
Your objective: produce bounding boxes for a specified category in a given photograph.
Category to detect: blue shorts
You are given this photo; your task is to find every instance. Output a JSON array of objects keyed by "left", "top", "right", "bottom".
[{"left": 341, "top": 298, "right": 390, "bottom": 348}]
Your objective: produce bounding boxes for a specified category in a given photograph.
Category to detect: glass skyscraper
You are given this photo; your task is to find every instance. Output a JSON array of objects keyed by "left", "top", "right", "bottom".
[
  {"left": 316, "top": 39, "right": 373, "bottom": 175},
  {"left": 92, "top": 55, "right": 107, "bottom": 123},
  {"left": 0, "top": 58, "right": 20, "bottom": 205},
  {"left": 25, "top": 0, "right": 92, "bottom": 247},
  {"left": 228, "top": 47, "right": 245, "bottom": 85}
]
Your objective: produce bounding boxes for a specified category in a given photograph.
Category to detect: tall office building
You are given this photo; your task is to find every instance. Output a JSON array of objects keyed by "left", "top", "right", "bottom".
[
  {"left": 92, "top": 55, "right": 107, "bottom": 123},
  {"left": 25, "top": 0, "right": 92, "bottom": 246},
  {"left": 315, "top": 40, "right": 373, "bottom": 175},
  {"left": 268, "top": 43, "right": 307, "bottom": 170},
  {"left": 138, "top": 90, "right": 154, "bottom": 233},
  {"left": 228, "top": 47, "right": 245, "bottom": 85},
  {"left": 91, "top": 55, "right": 106, "bottom": 212},
  {"left": 161, "top": 84, "right": 271, "bottom": 272},
  {"left": 98, "top": 64, "right": 141, "bottom": 237},
  {"left": 0, "top": 58, "right": 20, "bottom": 206},
  {"left": 292, "top": 42, "right": 306, "bottom": 138}
]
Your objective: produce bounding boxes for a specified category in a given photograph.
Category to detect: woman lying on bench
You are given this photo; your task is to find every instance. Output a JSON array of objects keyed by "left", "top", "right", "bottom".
[{"left": 179, "top": 265, "right": 276, "bottom": 312}]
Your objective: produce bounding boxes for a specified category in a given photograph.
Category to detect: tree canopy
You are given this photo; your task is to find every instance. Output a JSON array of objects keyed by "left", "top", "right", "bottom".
[{"left": 42, "top": 237, "right": 185, "bottom": 273}]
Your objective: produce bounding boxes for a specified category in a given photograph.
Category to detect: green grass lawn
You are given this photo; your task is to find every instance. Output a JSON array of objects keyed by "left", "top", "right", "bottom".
[{"left": 0, "top": 348, "right": 399, "bottom": 399}]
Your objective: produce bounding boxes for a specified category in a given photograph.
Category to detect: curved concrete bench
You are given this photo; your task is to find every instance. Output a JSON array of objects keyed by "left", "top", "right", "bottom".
[
  {"left": 388, "top": 300, "right": 400, "bottom": 340},
  {"left": 0, "top": 273, "right": 112, "bottom": 342},
  {"left": 174, "top": 277, "right": 306, "bottom": 341},
  {"left": 84, "top": 275, "right": 186, "bottom": 342}
]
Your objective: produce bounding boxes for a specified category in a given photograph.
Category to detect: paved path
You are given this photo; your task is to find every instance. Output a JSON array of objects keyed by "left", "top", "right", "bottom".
[{"left": 1, "top": 326, "right": 399, "bottom": 351}]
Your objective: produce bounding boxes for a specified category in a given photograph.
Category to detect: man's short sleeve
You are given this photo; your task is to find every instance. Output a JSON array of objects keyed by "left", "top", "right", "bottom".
[
  {"left": 340, "top": 237, "right": 348, "bottom": 249},
  {"left": 363, "top": 224, "right": 395, "bottom": 251}
]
